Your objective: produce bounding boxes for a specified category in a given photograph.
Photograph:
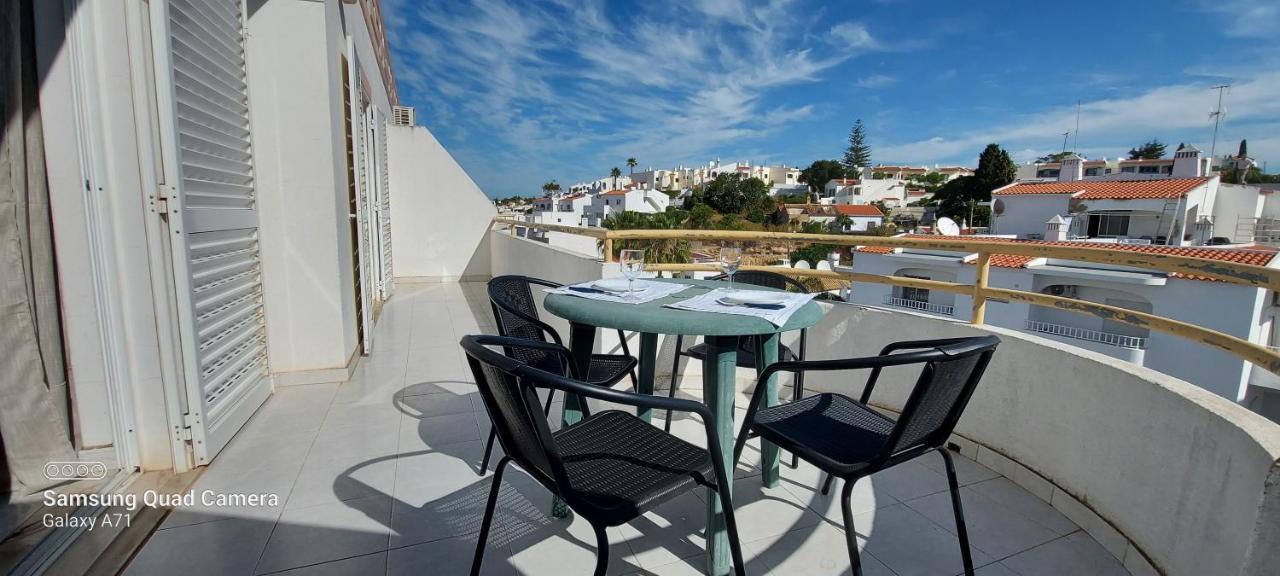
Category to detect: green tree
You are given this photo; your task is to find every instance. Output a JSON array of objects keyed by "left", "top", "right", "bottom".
[
  {"left": 1035, "top": 151, "right": 1078, "bottom": 163},
  {"left": 832, "top": 214, "right": 852, "bottom": 232},
  {"left": 717, "top": 213, "right": 744, "bottom": 230},
  {"left": 689, "top": 204, "right": 715, "bottom": 229},
  {"left": 610, "top": 166, "right": 622, "bottom": 189},
  {"left": 1128, "top": 139, "right": 1166, "bottom": 160},
  {"left": 541, "top": 180, "right": 561, "bottom": 195},
  {"left": 701, "top": 173, "right": 768, "bottom": 214},
  {"left": 627, "top": 157, "right": 638, "bottom": 176},
  {"left": 974, "top": 143, "right": 1017, "bottom": 193},
  {"left": 799, "top": 160, "right": 848, "bottom": 201},
  {"left": 843, "top": 119, "right": 871, "bottom": 176},
  {"left": 600, "top": 211, "right": 691, "bottom": 263}
]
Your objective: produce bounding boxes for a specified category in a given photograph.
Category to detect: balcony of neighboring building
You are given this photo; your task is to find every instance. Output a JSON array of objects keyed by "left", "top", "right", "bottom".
[{"left": 1023, "top": 285, "right": 1151, "bottom": 365}]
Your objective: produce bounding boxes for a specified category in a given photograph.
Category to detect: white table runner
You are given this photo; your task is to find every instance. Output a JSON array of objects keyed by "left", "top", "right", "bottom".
[
  {"left": 546, "top": 279, "right": 690, "bottom": 304},
  {"left": 664, "top": 288, "right": 817, "bottom": 327}
]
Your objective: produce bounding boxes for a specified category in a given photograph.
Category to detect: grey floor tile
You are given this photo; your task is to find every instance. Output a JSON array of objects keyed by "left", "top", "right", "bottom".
[
  {"left": 999, "top": 532, "right": 1128, "bottom": 576},
  {"left": 745, "top": 522, "right": 896, "bottom": 576},
  {"left": 261, "top": 551, "right": 387, "bottom": 575},
  {"left": 855, "top": 503, "right": 994, "bottom": 576},
  {"left": 126, "top": 518, "right": 274, "bottom": 576},
  {"left": 255, "top": 496, "right": 393, "bottom": 574},
  {"left": 917, "top": 450, "right": 1001, "bottom": 487},
  {"left": 386, "top": 534, "right": 513, "bottom": 576},
  {"left": 399, "top": 412, "right": 481, "bottom": 451},
  {"left": 902, "top": 486, "right": 1060, "bottom": 559},
  {"left": 967, "top": 477, "right": 1077, "bottom": 536},
  {"left": 286, "top": 452, "right": 398, "bottom": 510}
]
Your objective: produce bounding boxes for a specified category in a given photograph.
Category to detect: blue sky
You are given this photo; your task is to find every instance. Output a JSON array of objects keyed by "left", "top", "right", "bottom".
[{"left": 383, "top": 0, "right": 1280, "bottom": 199}]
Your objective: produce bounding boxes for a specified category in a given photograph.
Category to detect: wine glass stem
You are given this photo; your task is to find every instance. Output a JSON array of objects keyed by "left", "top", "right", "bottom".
[
  {"left": 729, "top": 274, "right": 734, "bottom": 292},
  {"left": 628, "top": 278, "right": 634, "bottom": 299}
]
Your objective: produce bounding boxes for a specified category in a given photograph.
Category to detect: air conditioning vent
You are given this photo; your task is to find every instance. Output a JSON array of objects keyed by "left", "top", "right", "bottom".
[{"left": 392, "top": 105, "right": 415, "bottom": 126}]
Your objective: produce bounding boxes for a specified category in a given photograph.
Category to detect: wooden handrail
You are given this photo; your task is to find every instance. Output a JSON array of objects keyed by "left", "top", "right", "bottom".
[{"left": 493, "top": 218, "right": 1280, "bottom": 374}]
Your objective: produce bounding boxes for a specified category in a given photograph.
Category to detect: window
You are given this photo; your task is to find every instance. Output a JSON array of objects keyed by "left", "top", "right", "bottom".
[
  {"left": 1085, "top": 167, "right": 1100, "bottom": 176},
  {"left": 1120, "top": 166, "right": 1136, "bottom": 173},
  {"left": 1138, "top": 165, "right": 1161, "bottom": 174},
  {"left": 1086, "top": 214, "right": 1130, "bottom": 237},
  {"left": 1036, "top": 169, "right": 1060, "bottom": 178},
  {"left": 899, "top": 274, "right": 930, "bottom": 303}
]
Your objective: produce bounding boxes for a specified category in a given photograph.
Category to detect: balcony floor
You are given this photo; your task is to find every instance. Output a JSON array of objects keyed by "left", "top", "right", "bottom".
[{"left": 126, "top": 283, "right": 1129, "bottom": 576}]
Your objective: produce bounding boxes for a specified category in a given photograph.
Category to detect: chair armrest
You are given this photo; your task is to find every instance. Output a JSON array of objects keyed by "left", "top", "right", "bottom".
[
  {"left": 754, "top": 348, "right": 944, "bottom": 408},
  {"left": 517, "top": 364, "right": 713, "bottom": 422}
]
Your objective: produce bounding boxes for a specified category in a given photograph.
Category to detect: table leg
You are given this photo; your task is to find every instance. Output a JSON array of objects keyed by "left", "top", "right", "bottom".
[
  {"left": 703, "top": 336, "right": 737, "bottom": 576},
  {"left": 754, "top": 333, "right": 781, "bottom": 488},
  {"left": 554, "top": 321, "right": 597, "bottom": 519},
  {"left": 563, "top": 322, "right": 596, "bottom": 428},
  {"left": 636, "top": 333, "right": 658, "bottom": 423}
]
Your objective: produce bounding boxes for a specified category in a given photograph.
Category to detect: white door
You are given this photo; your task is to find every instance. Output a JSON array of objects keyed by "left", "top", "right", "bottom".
[
  {"left": 151, "top": 0, "right": 271, "bottom": 464},
  {"left": 375, "top": 109, "right": 394, "bottom": 299},
  {"left": 347, "top": 38, "right": 374, "bottom": 354}
]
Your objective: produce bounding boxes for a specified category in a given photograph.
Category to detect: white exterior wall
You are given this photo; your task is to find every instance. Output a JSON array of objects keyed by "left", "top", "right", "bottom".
[
  {"left": 1213, "top": 184, "right": 1265, "bottom": 242},
  {"left": 992, "top": 194, "right": 1077, "bottom": 237},
  {"left": 248, "top": 0, "right": 358, "bottom": 377},
  {"left": 387, "top": 125, "right": 495, "bottom": 281}
]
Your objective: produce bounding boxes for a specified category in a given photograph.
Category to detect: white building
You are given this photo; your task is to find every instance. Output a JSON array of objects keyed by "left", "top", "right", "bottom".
[
  {"left": 584, "top": 188, "right": 671, "bottom": 225},
  {"left": 847, "top": 235, "right": 1280, "bottom": 411},
  {"left": 990, "top": 150, "right": 1264, "bottom": 245}
]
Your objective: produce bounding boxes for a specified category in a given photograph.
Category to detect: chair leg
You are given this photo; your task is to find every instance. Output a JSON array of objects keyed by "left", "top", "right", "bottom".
[
  {"left": 714, "top": 486, "right": 748, "bottom": 575},
  {"left": 665, "top": 335, "right": 684, "bottom": 433},
  {"left": 479, "top": 430, "right": 496, "bottom": 475},
  {"left": 591, "top": 522, "right": 610, "bottom": 576},
  {"left": 940, "top": 449, "right": 976, "bottom": 576},
  {"left": 840, "top": 478, "right": 864, "bottom": 576},
  {"left": 471, "top": 457, "right": 509, "bottom": 576},
  {"left": 821, "top": 473, "right": 836, "bottom": 496}
]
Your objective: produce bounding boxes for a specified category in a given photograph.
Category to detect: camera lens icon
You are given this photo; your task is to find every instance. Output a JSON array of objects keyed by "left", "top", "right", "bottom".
[{"left": 43, "top": 461, "right": 108, "bottom": 481}]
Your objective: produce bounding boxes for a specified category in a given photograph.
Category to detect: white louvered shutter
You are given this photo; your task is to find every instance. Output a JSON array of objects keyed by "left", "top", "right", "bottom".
[
  {"left": 152, "top": 0, "right": 271, "bottom": 464},
  {"left": 348, "top": 40, "right": 374, "bottom": 353},
  {"left": 376, "top": 109, "right": 393, "bottom": 299}
]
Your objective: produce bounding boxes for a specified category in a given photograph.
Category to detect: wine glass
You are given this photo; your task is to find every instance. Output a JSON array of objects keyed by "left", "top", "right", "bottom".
[
  {"left": 719, "top": 246, "right": 742, "bottom": 292},
  {"left": 620, "top": 249, "right": 646, "bottom": 300}
]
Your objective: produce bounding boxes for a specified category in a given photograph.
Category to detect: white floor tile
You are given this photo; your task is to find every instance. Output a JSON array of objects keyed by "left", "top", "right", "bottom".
[
  {"left": 745, "top": 522, "right": 896, "bottom": 576},
  {"left": 902, "top": 486, "right": 1059, "bottom": 559},
  {"left": 286, "top": 452, "right": 398, "bottom": 510},
  {"left": 261, "top": 551, "right": 387, "bottom": 576},
  {"left": 854, "top": 503, "right": 994, "bottom": 576},
  {"left": 1000, "top": 531, "right": 1128, "bottom": 576},
  {"left": 967, "top": 477, "right": 1077, "bottom": 536},
  {"left": 386, "top": 533, "right": 513, "bottom": 576}
]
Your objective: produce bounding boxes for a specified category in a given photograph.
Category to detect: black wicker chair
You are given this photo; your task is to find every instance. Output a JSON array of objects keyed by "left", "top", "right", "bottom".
[
  {"left": 461, "top": 335, "right": 746, "bottom": 576},
  {"left": 666, "top": 272, "right": 809, "bottom": 444},
  {"left": 479, "top": 275, "right": 639, "bottom": 474},
  {"left": 732, "top": 336, "right": 1000, "bottom": 576}
]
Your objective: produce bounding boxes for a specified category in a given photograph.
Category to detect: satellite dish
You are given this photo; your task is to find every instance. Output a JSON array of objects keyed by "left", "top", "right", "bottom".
[
  {"left": 937, "top": 217, "right": 961, "bottom": 236},
  {"left": 993, "top": 198, "right": 1005, "bottom": 216}
]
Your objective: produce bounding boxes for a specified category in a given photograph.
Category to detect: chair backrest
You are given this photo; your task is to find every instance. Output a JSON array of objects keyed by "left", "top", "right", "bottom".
[
  {"left": 884, "top": 336, "right": 999, "bottom": 456},
  {"left": 711, "top": 270, "right": 809, "bottom": 293},
  {"left": 461, "top": 335, "right": 567, "bottom": 487},
  {"left": 487, "top": 276, "right": 564, "bottom": 374}
]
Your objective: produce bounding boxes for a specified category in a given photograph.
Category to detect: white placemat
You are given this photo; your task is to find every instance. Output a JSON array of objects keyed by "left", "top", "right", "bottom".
[
  {"left": 665, "top": 288, "right": 816, "bottom": 327},
  {"left": 546, "top": 279, "right": 690, "bottom": 304}
]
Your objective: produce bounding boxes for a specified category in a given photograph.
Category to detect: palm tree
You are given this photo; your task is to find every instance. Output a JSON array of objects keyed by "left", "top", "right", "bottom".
[
  {"left": 610, "top": 167, "right": 622, "bottom": 190},
  {"left": 626, "top": 157, "right": 638, "bottom": 176},
  {"left": 598, "top": 211, "right": 691, "bottom": 263}
]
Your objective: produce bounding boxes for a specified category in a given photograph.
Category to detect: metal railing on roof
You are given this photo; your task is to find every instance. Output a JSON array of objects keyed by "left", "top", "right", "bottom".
[
  {"left": 490, "top": 217, "right": 1280, "bottom": 375},
  {"left": 1025, "top": 320, "right": 1147, "bottom": 350},
  {"left": 883, "top": 295, "right": 955, "bottom": 317}
]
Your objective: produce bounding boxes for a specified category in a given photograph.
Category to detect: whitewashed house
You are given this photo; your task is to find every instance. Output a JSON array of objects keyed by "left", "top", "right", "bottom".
[
  {"left": 848, "top": 235, "right": 1280, "bottom": 413},
  {"left": 584, "top": 188, "right": 671, "bottom": 225}
]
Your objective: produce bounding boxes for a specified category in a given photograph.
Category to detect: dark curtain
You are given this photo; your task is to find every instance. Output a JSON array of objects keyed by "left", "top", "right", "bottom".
[{"left": 1, "top": 0, "right": 76, "bottom": 495}]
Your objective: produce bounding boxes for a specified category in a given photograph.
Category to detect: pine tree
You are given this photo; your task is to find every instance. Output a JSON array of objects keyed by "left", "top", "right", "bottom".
[{"left": 843, "top": 119, "right": 871, "bottom": 177}]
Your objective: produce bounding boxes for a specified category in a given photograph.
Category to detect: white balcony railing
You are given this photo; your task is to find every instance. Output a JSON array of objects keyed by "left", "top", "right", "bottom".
[
  {"left": 1025, "top": 320, "right": 1148, "bottom": 350},
  {"left": 883, "top": 295, "right": 954, "bottom": 316}
]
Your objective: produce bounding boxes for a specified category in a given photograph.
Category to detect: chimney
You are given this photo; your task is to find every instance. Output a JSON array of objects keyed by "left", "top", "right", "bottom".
[
  {"left": 1058, "top": 154, "right": 1084, "bottom": 182},
  {"left": 1173, "top": 144, "right": 1204, "bottom": 178},
  {"left": 1045, "top": 214, "right": 1068, "bottom": 241}
]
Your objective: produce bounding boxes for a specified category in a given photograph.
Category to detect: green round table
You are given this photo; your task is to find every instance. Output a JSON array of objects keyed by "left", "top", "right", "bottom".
[{"left": 545, "top": 277, "right": 824, "bottom": 576}]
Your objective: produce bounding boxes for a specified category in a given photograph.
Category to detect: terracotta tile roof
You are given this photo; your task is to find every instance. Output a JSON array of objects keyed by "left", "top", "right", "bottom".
[
  {"left": 853, "top": 235, "right": 1277, "bottom": 281},
  {"left": 993, "top": 178, "right": 1209, "bottom": 199},
  {"left": 603, "top": 190, "right": 627, "bottom": 196},
  {"left": 937, "top": 166, "right": 974, "bottom": 173},
  {"left": 833, "top": 205, "right": 885, "bottom": 217},
  {"left": 827, "top": 178, "right": 859, "bottom": 186},
  {"left": 1118, "top": 158, "right": 1174, "bottom": 164}
]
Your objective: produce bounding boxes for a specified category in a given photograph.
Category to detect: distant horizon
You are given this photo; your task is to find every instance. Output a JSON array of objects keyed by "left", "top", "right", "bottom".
[{"left": 383, "top": 0, "right": 1280, "bottom": 199}]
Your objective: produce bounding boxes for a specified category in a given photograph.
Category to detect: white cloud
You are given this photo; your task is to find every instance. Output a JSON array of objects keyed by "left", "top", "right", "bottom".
[
  {"left": 389, "top": 0, "right": 901, "bottom": 192},
  {"left": 1196, "top": 0, "right": 1280, "bottom": 38},
  {"left": 856, "top": 74, "right": 898, "bottom": 89},
  {"left": 877, "top": 71, "right": 1280, "bottom": 166}
]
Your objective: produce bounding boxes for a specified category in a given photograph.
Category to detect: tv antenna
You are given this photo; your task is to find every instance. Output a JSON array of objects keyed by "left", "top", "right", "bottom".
[
  {"left": 1072, "top": 100, "right": 1081, "bottom": 153},
  {"left": 1208, "top": 84, "right": 1230, "bottom": 164},
  {"left": 1061, "top": 131, "right": 1070, "bottom": 155}
]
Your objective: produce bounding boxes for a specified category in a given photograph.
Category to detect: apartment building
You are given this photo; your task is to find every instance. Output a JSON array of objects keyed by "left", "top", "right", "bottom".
[
  {"left": 825, "top": 177, "right": 912, "bottom": 207},
  {"left": 992, "top": 150, "right": 1267, "bottom": 244},
  {"left": 583, "top": 188, "right": 671, "bottom": 226},
  {"left": 847, "top": 236, "right": 1280, "bottom": 416}
]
